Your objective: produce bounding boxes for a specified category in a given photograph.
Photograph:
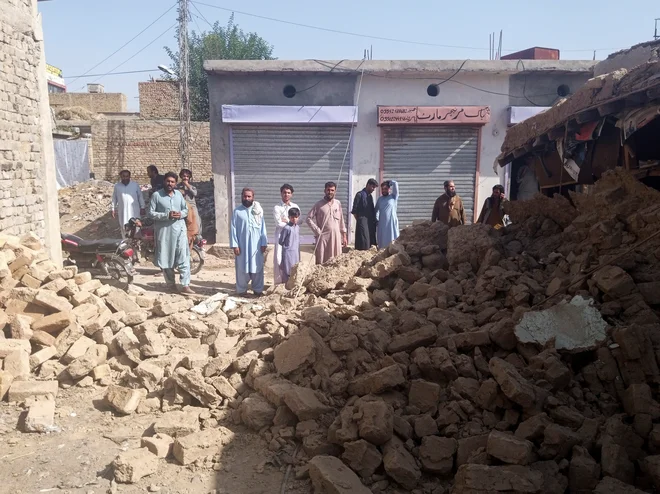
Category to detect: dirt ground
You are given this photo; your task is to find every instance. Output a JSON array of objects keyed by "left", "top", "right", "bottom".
[{"left": 0, "top": 386, "right": 311, "bottom": 494}]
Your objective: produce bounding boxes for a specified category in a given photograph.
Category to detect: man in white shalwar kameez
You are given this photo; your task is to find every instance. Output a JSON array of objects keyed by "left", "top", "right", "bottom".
[
  {"left": 273, "top": 183, "right": 299, "bottom": 285},
  {"left": 112, "top": 170, "right": 145, "bottom": 238}
]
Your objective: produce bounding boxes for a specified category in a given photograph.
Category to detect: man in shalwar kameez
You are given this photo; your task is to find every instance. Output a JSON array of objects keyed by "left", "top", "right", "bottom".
[
  {"left": 148, "top": 172, "right": 194, "bottom": 294},
  {"left": 375, "top": 179, "right": 400, "bottom": 249},
  {"left": 112, "top": 170, "right": 145, "bottom": 239},
  {"left": 231, "top": 188, "right": 268, "bottom": 296},
  {"left": 272, "top": 183, "right": 299, "bottom": 285},
  {"left": 306, "top": 182, "right": 348, "bottom": 265}
]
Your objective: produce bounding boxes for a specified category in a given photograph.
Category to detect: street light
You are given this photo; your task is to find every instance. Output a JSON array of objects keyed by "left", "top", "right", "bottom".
[{"left": 158, "top": 65, "right": 175, "bottom": 76}]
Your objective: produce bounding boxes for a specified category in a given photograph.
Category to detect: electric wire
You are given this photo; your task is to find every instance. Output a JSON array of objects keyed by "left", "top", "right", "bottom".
[
  {"left": 67, "top": 3, "right": 177, "bottom": 86},
  {"left": 191, "top": 1, "right": 622, "bottom": 55}
]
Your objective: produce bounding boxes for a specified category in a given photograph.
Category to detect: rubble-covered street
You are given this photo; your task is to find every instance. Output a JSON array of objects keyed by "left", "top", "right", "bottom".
[{"left": 2, "top": 169, "right": 660, "bottom": 493}]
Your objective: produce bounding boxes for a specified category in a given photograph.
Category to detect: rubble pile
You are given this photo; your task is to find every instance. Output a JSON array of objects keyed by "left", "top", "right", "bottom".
[{"left": 4, "top": 169, "right": 660, "bottom": 492}]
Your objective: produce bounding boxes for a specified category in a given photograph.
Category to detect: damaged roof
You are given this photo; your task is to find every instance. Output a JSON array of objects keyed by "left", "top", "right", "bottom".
[{"left": 497, "top": 60, "right": 660, "bottom": 165}]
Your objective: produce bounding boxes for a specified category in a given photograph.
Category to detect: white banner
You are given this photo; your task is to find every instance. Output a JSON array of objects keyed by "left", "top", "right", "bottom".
[{"left": 221, "top": 105, "right": 358, "bottom": 124}]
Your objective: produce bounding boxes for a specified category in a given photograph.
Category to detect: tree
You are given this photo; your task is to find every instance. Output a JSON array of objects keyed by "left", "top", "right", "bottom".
[{"left": 165, "top": 14, "right": 275, "bottom": 121}]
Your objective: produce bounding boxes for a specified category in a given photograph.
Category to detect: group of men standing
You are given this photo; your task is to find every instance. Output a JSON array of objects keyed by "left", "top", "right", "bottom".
[
  {"left": 111, "top": 165, "right": 202, "bottom": 295},
  {"left": 351, "top": 179, "right": 401, "bottom": 252},
  {"left": 430, "top": 179, "right": 509, "bottom": 229}
]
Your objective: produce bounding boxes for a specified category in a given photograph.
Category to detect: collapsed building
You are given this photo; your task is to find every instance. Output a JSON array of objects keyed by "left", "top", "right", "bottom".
[{"left": 497, "top": 47, "right": 660, "bottom": 199}]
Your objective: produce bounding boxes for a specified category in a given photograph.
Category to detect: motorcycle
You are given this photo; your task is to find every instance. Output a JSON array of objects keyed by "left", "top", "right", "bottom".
[
  {"left": 60, "top": 233, "right": 136, "bottom": 288},
  {"left": 125, "top": 217, "right": 206, "bottom": 275}
]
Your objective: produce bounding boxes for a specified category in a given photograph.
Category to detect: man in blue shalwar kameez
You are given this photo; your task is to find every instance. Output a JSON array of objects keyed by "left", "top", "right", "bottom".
[
  {"left": 149, "top": 172, "right": 194, "bottom": 294},
  {"left": 231, "top": 187, "right": 268, "bottom": 296},
  {"left": 375, "top": 180, "right": 400, "bottom": 250}
]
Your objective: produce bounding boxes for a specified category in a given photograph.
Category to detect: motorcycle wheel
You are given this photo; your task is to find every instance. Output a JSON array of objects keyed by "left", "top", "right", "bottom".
[
  {"left": 190, "top": 247, "right": 204, "bottom": 275},
  {"left": 106, "top": 256, "right": 134, "bottom": 289}
]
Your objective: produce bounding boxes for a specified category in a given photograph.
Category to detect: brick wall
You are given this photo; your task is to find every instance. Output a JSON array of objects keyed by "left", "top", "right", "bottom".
[
  {"left": 139, "top": 81, "right": 178, "bottom": 119},
  {"left": 91, "top": 119, "right": 211, "bottom": 182},
  {"left": 49, "top": 92, "right": 127, "bottom": 113},
  {"left": 0, "top": 0, "right": 46, "bottom": 236}
]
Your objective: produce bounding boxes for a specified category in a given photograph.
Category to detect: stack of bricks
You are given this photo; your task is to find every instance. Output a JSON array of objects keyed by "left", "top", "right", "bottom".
[
  {"left": 48, "top": 92, "right": 127, "bottom": 113},
  {"left": 91, "top": 120, "right": 212, "bottom": 182},
  {"left": 138, "top": 81, "right": 179, "bottom": 120},
  {"left": 0, "top": 0, "right": 45, "bottom": 237}
]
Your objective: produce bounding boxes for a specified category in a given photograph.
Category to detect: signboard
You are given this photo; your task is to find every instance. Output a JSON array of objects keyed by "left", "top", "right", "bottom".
[
  {"left": 46, "top": 63, "right": 65, "bottom": 89},
  {"left": 378, "top": 106, "right": 490, "bottom": 125}
]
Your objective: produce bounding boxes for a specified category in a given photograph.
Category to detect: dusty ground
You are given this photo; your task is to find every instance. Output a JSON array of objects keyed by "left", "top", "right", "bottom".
[{"left": 0, "top": 386, "right": 311, "bottom": 494}]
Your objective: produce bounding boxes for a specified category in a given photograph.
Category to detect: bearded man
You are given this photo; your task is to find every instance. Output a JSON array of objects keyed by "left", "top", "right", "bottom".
[{"left": 431, "top": 180, "right": 467, "bottom": 227}]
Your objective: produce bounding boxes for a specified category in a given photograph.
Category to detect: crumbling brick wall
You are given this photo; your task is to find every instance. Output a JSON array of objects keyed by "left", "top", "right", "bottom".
[
  {"left": 139, "top": 81, "right": 179, "bottom": 119},
  {"left": 49, "top": 92, "right": 127, "bottom": 113},
  {"left": 91, "top": 119, "right": 211, "bottom": 182},
  {"left": 0, "top": 0, "right": 46, "bottom": 236}
]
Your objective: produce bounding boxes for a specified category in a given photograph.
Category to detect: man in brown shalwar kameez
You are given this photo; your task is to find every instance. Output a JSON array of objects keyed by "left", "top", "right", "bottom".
[
  {"left": 306, "top": 181, "right": 348, "bottom": 265},
  {"left": 432, "top": 180, "right": 467, "bottom": 227}
]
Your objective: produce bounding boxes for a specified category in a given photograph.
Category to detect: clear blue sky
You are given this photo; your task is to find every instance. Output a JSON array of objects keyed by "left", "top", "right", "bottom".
[{"left": 39, "top": 0, "right": 658, "bottom": 111}]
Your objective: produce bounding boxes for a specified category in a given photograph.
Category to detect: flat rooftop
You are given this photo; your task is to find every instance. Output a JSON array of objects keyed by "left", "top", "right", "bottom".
[{"left": 204, "top": 59, "right": 596, "bottom": 76}]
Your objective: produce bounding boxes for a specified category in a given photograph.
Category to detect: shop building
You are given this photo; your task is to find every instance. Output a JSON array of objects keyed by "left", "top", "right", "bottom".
[{"left": 204, "top": 59, "right": 594, "bottom": 243}]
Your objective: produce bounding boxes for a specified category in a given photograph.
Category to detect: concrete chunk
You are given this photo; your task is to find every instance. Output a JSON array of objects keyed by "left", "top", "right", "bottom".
[
  {"left": 105, "top": 290, "right": 140, "bottom": 313},
  {"left": 3, "top": 350, "right": 30, "bottom": 378},
  {"left": 515, "top": 295, "right": 608, "bottom": 353},
  {"left": 348, "top": 364, "right": 406, "bottom": 396},
  {"left": 67, "top": 344, "right": 108, "bottom": 379},
  {"left": 283, "top": 386, "right": 332, "bottom": 420},
  {"left": 153, "top": 410, "right": 200, "bottom": 437},
  {"left": 141, "top": 433, "right": 174, "bottom": 458},
  {"left": 273, "top": 327, "right": 317, "bottom": 375},
  {"left": 0, "top": 339, "right": 31, "bottom": 358}
]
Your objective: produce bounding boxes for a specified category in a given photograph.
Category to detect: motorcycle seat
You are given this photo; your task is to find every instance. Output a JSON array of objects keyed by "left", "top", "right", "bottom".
[{"left": 61, "top": 234, "right": 123, "bottom": 252}]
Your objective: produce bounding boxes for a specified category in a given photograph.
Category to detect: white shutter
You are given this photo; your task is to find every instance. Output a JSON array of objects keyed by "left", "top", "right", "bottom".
[
  {"left": 382, "top": 126, "right": 479, "bottom": 226},
  {"left": 231, "top": 126, "right": 352, "bottom": 243}
]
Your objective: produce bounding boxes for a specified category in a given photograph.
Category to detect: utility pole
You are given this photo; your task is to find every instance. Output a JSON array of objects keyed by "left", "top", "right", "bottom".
[
  {"left": 178, "top": 0, "right": 191, "bottom": 172},
  {"left": 655, "top": 18, "right": 660, "bottom": 40}
]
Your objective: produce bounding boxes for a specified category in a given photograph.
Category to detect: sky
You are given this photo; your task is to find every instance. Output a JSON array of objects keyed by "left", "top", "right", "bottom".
[{"left": 39, "top": 0, "right": 658, "bottom": 111}]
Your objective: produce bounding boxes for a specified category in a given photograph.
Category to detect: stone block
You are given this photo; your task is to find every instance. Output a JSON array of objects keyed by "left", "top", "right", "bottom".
[
  {"left": 31, "top": 330, "right": 56, "bottom": 347},
  {"left": 209, "top": 375, "right": 237, "bottom": 399},
  {"left": 347, "top": 364, "right": 405, "bottom": 396},
  {"left": 0, "top": 370, "right": 15, "bottom": 401},
  {"left": 308, "top": 455, "right": 371, "bottom": 494},
  {"left": 240, "top": 394, "right": 276, "bottom": 430},
  {"left": 283, "top": 386, "right": 332, "bottom": 420},
  {"left": 141, "top": 433, "right": 174, "bottom": 458},
  {"left": 172, "top": 427, "right": 234, "bottom": 465},
  {"left": 408, "top": 379, "right": 441, "bottom": 413},
  {"left": 23, "top": 399, "right": 56, "bottom": 433},
  {"left": 342, "top": 440, "right": 383, "bottom": 479},
  {"left": 0, "top": 338, "right": 31, "bottom": 358},
  {"left": 453, "top": 464, "right": 543, "bottom": 493},
  {"left": 61, "top": 336, "right": 95, "bottom": 364},
  {"left": 31, "top": 312, "right": 73, "bottom": 333},
  {"left": 10, "top": 313, "right": 33, "bottom": 339},
  {"left": 8, "top": 380, "right": 58, "bottom": 402},
  {"left": 153, "top": 410, "right": 200, "bottom": 437},
  {"left": 3, "top": 350, "right": 30, "bottom": 378},
  {"left": 273, "top": 327, "right": 316, "bottom": 375},
  {"left": 105, "top": 385, "right": 145, "bottom": 415},
  {"left": 34, "top": 289, "right": 73, "bottom": 313},
  {"left": 383, "top": 435, "right": 421, "bottom": 490},
  {"left": 67, "top": 344, "right": 108, "bottom": 379},
  {"left": 419, "top": 436, "right": 457, "bottom": 475},
  {"left": 487, "top": 431, "right": 534, "bottom": 465},
  {"left": 113, "top": 448, "right": 159, "bottom": 484}
]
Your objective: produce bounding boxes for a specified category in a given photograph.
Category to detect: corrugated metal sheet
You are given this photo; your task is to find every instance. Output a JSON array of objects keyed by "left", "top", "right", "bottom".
[
  {"left": 231, "top": 126, "right": 352, "bottom": 243},
  {"left": 382, "top": 126, "right": 479, "bottom": 226}
]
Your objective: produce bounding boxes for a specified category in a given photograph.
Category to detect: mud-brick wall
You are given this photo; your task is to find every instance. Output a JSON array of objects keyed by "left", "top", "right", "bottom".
[
  {"left": 139, "top": 81, "right": 179, "bottom": 119},
  {"left": 0, "top": 0, "right": 46, "bottom": 236},
  {"left": 91, "top": 119, "right": 212, "bottom": 182}
]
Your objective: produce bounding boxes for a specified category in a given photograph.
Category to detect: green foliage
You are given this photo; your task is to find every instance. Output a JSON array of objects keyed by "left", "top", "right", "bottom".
[{"left": 165, "top": 14, "right": 275, "bottom": 121}]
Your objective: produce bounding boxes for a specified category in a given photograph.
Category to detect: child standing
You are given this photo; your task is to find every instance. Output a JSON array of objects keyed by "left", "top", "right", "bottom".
[{"left": 278, "top": 208, "right": 301, "bottom": 284}]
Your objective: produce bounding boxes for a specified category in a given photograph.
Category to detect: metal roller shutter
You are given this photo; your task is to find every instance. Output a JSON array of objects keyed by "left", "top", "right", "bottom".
[
  {"left": 382, "top": 126, "right": 479, "bottom": 227},
  {"left": 231, "top": 126, "right": 352, "bottom": 243}
]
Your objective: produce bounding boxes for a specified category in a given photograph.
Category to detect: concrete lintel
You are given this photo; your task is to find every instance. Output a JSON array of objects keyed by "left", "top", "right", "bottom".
[{"left": 204, "top": 59, "right": 596, "bottom": 76}]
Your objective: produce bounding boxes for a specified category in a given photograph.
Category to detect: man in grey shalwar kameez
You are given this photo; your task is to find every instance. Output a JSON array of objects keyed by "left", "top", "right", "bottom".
[{"left": 149, "top": 172, "right": 194, "bottom": 294}]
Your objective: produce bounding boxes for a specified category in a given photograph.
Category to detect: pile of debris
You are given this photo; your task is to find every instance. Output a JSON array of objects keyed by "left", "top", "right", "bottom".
[
  {"left": 55, "top": 106, "right": 105, "bottom": 121},
  {"left": 58, "top": 180, "right": 217, "bottom": 243},
  {"left": 4, "top": 168, "right": 660, "bottom": 493}
]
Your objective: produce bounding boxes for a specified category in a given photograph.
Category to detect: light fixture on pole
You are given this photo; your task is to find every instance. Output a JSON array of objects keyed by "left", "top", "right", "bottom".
[{"left": 158, "top": 65, "right": 175, "bottom": 76}]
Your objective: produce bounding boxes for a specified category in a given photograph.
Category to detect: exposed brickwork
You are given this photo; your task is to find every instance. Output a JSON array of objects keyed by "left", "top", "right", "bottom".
[
  {"left": 139, "top": 81, "right": 179, "bottom": 119},
  {"left": 0, "top": 0, "right": 45, "bottom": 236},
  {"left": 49, "top": 92, "right": 127, "bottom": 113},
  {"left": 91, "top": 120, "right": 211, "bottom": 182}
]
